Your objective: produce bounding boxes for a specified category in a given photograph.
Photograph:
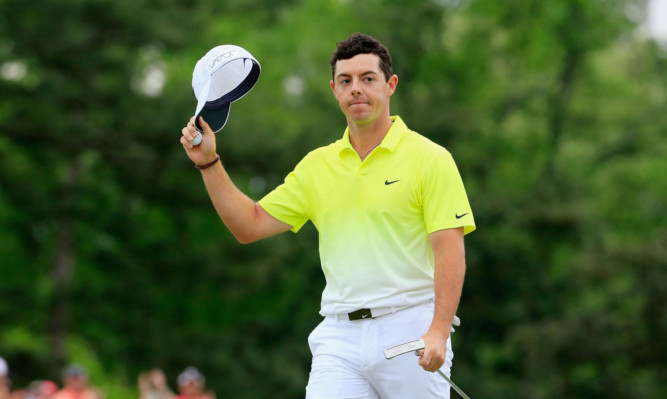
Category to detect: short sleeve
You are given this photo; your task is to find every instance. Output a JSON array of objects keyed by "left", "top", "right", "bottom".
[
  {"left": 258, "top": 159, "right": 310, "bottom": 233},
  {"left": 421, "top": 151, "right": 476, "bottom": 235}
]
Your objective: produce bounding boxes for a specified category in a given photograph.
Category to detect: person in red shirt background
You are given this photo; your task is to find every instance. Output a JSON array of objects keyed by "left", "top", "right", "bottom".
[
  {"left": 51, "top": 364, "right": 103, "bottom": 399},
  {"left": 174, "top": 368, "right": 213, "bottom": 399}
]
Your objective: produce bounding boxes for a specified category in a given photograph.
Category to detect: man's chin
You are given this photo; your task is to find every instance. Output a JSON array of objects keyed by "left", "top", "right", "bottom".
[{"left": 348, "top": 112, "right": 374, "bottom": 125}]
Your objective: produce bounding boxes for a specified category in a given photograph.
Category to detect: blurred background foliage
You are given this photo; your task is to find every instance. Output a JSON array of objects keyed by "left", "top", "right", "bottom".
[{"left": 0, "top": 0, "right": 665, "bottom": 398}]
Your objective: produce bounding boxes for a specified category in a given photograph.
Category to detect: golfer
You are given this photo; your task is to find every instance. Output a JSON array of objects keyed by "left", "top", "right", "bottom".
[{"left": 181, "top": 33, "right": 475, "bottom": 399}]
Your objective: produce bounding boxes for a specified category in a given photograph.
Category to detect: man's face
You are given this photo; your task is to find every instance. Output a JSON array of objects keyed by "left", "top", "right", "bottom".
[
  {"left": 65, "top": 375, "right": 87, "bottom": 391},
  {"left": 150, "top": 371, "right": 167, "bottom": 389},
  {"left": 331, "top": 53, "right": 397, "bottom": 126},
  {"left": 179, "top": 381, "right": 202, "bottom": 397}
]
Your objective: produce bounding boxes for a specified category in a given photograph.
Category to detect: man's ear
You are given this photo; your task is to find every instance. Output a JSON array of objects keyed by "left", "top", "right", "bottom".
[
  {"left": 387, "top": 74, "right": 398, "bottom": 96},
  {"left": 330, "top": 80, "right": 335, "bottom": 94}
]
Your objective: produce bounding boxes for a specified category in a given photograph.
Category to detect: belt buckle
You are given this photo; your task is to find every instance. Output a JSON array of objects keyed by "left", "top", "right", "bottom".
[{"left": 348, "top": 308, "right": 372, "bottom": 320}]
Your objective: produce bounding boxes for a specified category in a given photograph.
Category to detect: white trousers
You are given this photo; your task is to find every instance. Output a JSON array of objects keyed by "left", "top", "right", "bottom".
[{"left": 305, "top": 302, "right": 453, "bottom": 399}]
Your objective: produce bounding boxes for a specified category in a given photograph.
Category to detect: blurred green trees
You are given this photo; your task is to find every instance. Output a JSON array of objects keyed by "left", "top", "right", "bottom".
[{"left": 0, "top": 0, "right": 665, "bottom": 398}]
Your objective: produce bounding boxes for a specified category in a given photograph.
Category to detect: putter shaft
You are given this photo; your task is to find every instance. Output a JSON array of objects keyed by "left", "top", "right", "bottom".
[{"left": 437, "top": 370, "right": 471, "bottom": 399}]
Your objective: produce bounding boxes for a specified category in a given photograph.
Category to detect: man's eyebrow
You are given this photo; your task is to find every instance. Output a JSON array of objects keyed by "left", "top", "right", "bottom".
[{"left": 335, "top": 70, "right": 378, "bottom": 79}]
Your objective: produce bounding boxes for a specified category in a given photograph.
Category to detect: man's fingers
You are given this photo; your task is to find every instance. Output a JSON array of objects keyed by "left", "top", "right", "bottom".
[
  {"left": 184, "top": 122, "right": 204, "bottom": 144},
  {"left": 182, "top": 126, "right": 191, "bottom": 138},
  {"left": 199, "top": 116, "right": 213, "bottom": 133},
  {"left": 417, "top": 347, "right": 444, "bottom": 372},
  {"left": 417, "top": 347, "right": 430, "bottom": 368},
  {"left": 181, "top": 126, "right": 196, "bottom": 146},
  {"left": 418, "top": 353, "right": 431, "bottom": 371},
  {"left": 187, "top": 121, "right": 199, "bottom": 139},
  {"left": 180, "top": 135, "right": 193, "bottom": 149}
]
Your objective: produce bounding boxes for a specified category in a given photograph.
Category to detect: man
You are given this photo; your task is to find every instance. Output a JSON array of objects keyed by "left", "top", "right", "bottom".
[
  {"left": 25, "top": 380, "right": 59, "bottom": 399},
  {"left": 174, "top": 367, "right": 213, "bottom": 399},
  {"left": 52, "top": 364, "right": 102, "bottom": 399},
  {"left": 138, "top": 369, "right": 175, "bottom": 399},
  {"left": 0, "top": 357, "right": 9, "bottom": 399},
  {"left": 180, "top": 33, "right": 475, "bottom": 398}
]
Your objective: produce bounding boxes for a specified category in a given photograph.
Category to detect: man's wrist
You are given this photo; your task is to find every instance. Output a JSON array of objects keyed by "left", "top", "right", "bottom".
[
  {"left": 426, "top": 322, "right": 451, "bottom": 338},
  {"left": 195, "top": 154, "right": 220, "bottom": 170}
]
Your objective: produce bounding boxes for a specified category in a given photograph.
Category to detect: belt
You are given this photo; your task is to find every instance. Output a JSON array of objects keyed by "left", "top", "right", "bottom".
[{"left": 331, "top": 305, "right": 413, "bottom": 321}]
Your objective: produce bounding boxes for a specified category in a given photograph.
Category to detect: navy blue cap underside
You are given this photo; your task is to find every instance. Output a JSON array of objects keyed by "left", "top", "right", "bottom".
[{"left": 195, "top": 103, "right": 230, "bottom": 133}]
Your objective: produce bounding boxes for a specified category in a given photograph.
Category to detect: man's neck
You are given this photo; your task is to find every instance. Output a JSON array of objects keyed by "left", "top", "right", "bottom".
[{"left": 347, "top": 114, "right": 394, "bottom": 157}]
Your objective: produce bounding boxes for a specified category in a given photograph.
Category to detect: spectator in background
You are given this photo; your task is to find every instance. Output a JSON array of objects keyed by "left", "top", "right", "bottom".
[
  {"left": 174, "top": 368, "right": 213, "bottom": 399},
  {"left": 25, "top": 381, "right": 58, "bottom": 399},
  {"left": 138, "top": 369, "right": 174, "bottom": 399},
  {"left": 52, "top": 364, "right": 103, "bottom": 399},
  {"left": 0, "top": 357, "right": 10, "bottom": 399},
  {"left": 0, "top": 359, "right": 58, "bottom": 399}
]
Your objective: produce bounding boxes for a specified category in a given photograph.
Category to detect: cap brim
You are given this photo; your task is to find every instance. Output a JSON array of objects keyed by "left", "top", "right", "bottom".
[{"left": 195, "top": 103, "right": 230, "bottom": 133}]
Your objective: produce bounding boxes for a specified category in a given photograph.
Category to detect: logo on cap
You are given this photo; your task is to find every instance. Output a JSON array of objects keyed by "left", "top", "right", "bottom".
[{"left": 209, "top": 50, "right": 238, "bottom": 70}]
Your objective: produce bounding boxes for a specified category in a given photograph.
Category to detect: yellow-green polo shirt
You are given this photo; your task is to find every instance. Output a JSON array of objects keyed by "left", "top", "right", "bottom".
[{"left": 259, "top": 116, "right": 475, "bottom": 315}]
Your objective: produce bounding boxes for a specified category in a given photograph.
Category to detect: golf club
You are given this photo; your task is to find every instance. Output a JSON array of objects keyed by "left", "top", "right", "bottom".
[{"left": 384, "top": 339, "right": 471, "bottom": 399}]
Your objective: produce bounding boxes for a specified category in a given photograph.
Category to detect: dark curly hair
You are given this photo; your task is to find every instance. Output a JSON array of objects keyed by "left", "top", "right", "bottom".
[{"left": 330, "top": 33, "right": 393, "bottom": 82}]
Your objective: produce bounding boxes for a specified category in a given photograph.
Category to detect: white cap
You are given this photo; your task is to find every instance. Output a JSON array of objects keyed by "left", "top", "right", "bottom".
[
  {"left": 192, "top": 44, "right": 261, "bottom": 133},
  {"left": 0, "top": 357, "right": 8, "bottom": 377},
  {"left": 177, "top": 366, "right": 205, "bottom": 386}
]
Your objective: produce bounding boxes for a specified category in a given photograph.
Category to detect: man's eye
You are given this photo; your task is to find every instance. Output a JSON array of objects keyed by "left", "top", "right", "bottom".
[
  {"left": 341, "top": 79, "right": 350, "bottom": 84},
  {"left": 365, "top": 77, "right": 373, "bottom": 82}
]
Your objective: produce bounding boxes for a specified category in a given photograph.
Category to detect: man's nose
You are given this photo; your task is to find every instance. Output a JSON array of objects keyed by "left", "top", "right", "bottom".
[{"left": 350, "top": 79, "right": 362, "bottom": 95}]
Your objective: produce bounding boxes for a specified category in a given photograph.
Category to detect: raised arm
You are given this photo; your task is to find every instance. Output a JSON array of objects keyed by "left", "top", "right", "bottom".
[
  {"left": 181, "top": 116, "right": 292, "bottom": 243},
  {"left": 418, "top": 226, "right": 466, "bottom": 372}
]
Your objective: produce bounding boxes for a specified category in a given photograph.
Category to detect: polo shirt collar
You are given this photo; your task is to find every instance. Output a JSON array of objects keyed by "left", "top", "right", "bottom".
[{"left": 339, "top": 115, "right": 408, "bottom": 155}]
